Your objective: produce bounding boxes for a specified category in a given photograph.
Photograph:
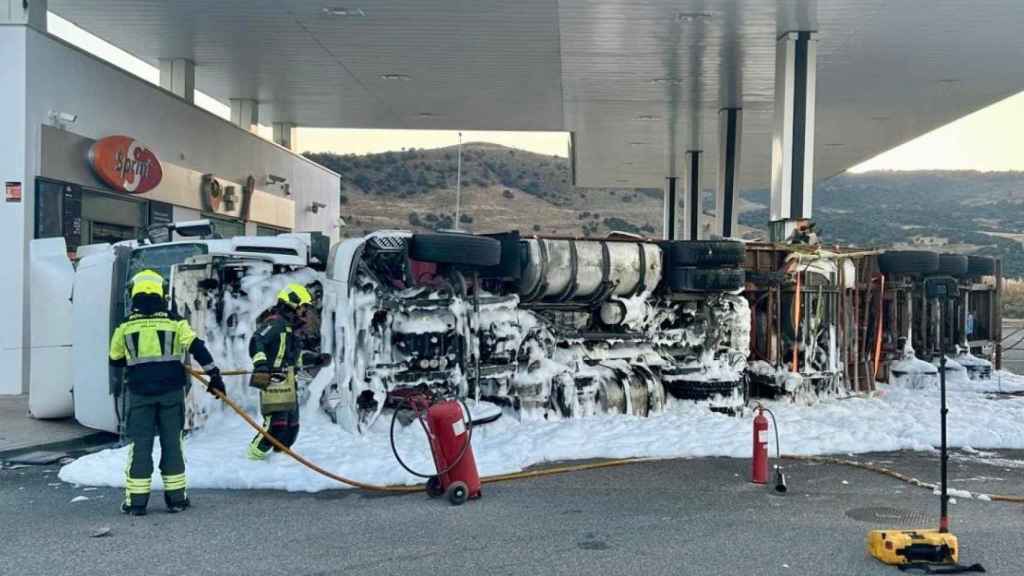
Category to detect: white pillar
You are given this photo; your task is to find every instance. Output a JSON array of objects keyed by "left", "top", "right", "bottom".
[
  {"left": 683, "top": 150, "right": 703, "bottom": 240},
  {"left": 230, "top": 99, "right": 259, "bottom": 133},
  {"left": 158, "top": 58, "right": 195, "bottom": 104},
  {"left": 663, "top": 176, "right": 679, "bottom": 241},
  {"left": 770, "top": 31, "right": 816, "bottom": 242},
  {"left": 0, "top": 26, "right": 29, "bottom": 393},
  {"left": 716, "top": 108, "right": 742, "bottom": 238},
  {"left": 2, "top": 0, "right": 45, "bottom": 29},
  {"left": 272, "top": 122, "right": 296, "bottom": 150}
]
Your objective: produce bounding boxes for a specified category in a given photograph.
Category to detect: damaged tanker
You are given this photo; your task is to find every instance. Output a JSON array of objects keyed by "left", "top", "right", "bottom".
[
  {"left": 317, "top": 231, "right": 750, "bottom": 432},
  {"left": 68, "top": 224, "right": 751, "bottom": 434}
]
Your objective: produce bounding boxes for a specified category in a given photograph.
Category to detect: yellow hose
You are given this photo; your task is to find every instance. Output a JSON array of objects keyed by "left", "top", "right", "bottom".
[
  {"left": 187, "top": 368, "right": 650, "bottom": 493},
  {"left": 784, "top": 454, "right": 1024, "bottom": 504},
  {"left": 190, "top": 369, "right": 1024, "bottom": 503}
]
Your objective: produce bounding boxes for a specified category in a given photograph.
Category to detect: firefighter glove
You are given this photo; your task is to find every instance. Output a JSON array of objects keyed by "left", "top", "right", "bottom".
[
  {"left": 206, "top": 369, "right": 226, "bottom": 397},
  {"left": 250, "top": 371, "right": 272, "bottom": 390}
]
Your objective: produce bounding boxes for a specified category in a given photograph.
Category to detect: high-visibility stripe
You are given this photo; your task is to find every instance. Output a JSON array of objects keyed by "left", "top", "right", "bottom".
[
  {"left": 251, "top": 352, "right": 267, "bottom": 364},
  {"left": 162, "top": 473, "right": 187, "bottom": 491},
  {"left": 125, "top": 334, "right": 138, "bottom": 361},
  {"left": 126, "top": 478, "right": 152, "bottom": 495},
  {"left": 274, "top": 332, "right": 287, "bottom": 368},
  {"left": 126, "top": 354, "right": 181, "bottom": 366},
  {"left": 247, "top": 418, "right": 272, "bottom": 460}
]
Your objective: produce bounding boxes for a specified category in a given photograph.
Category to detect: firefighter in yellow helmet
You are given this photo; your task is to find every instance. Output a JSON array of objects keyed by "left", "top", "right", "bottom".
[
  {"left": 108, "top": 269, "right": 225, "bottom": 516},
  {"left": 246, "top": 283, "right": 329, "bottom": 460}
]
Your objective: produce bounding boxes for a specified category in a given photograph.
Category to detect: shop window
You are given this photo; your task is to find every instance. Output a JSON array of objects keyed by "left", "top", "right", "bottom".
[
  {"left": 257, "top": 224, "right": 287, "bottom": 236},
  {"left": 203, "top": 215, "right": 245, "bottom": 239},
  {"left": 34, "top": 180, "right": 65, "bottom": 240}
]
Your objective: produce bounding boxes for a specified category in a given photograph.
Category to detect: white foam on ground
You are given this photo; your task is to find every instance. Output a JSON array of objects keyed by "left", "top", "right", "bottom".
[{"left": 59, "top": 374, "right": 1024, "bottom": 493}]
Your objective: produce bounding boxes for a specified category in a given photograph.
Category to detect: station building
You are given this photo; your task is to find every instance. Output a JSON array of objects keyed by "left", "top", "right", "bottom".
[{"left": 1, "top": 5, "right": 341, "bottom": 395}]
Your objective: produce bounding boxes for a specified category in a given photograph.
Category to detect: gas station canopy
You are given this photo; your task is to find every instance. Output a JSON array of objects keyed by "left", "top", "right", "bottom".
[{"left": 50, "top": 0, "right": 1024, "bottom": 189}]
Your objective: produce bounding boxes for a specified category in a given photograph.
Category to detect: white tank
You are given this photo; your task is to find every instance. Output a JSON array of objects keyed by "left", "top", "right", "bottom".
[{"left": 519, "top": 238, "right": 662, "bottom": 303}]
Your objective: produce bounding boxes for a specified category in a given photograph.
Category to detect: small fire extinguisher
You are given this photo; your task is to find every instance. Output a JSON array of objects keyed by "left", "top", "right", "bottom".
[{"left": 752, "top": 406, "right": 769, "bottom": 484}]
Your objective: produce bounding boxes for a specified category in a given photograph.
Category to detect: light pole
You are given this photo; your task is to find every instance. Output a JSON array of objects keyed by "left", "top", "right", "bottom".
[{"left": 455, "top": 131, "right": 463, "bottom": 230}]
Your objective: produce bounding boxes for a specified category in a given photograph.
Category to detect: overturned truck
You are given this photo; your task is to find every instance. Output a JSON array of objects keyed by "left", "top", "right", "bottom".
[
  {"left": 315, "top": 232, "right": 750, "bottom": 430},
  {"left": 66, "top": 225, "right": 1002, "bottom": 436}
]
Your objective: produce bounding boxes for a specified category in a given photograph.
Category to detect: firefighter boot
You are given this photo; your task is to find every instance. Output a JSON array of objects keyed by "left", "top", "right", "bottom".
[
  {"left": 121, "top": 498, "right": 148, "bottom": 516},
  {"left": 165, "top": 493, "right": 191, "bottom": 513}
]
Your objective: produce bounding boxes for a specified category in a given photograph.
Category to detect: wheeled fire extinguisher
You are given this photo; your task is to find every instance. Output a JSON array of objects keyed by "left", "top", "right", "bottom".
[{"left": 390, "top": 394, "right": 482, "bottom": 506}]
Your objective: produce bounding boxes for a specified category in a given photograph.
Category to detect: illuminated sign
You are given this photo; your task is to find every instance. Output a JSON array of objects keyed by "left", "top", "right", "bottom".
[{"left": 87, "top": 135, "right": 163, "bottom": 194}]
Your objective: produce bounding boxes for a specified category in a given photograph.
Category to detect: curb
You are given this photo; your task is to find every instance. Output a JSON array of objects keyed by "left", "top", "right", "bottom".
[{"left": 0, "top": 432, "right": 119, "bottom": 462}]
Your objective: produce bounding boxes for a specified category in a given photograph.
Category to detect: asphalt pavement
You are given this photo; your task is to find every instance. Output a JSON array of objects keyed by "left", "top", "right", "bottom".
[{"left": 2, "top": 449, "right": 1022, "bottom": 576}]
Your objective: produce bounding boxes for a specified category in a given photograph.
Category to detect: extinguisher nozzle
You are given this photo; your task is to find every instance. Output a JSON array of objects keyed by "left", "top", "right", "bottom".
[{"left": 774, "top": 467, "right": 788, "bottom": 494}]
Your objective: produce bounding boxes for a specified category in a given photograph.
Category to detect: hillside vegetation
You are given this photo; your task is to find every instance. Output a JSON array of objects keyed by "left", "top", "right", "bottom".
[{"left": 305, "top": 146, "right": 1024, "bottom": 278}]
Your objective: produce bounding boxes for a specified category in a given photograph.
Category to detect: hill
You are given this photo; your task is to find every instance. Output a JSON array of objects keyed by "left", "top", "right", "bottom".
[
  {"left": 304, "top": 143, "right": 759, "bottom": 239},
  {"left": 304, "top": 147, "right": 1024, "bottom": 277}
]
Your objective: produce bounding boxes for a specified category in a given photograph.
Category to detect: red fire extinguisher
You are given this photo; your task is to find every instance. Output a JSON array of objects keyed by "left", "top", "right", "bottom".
[
  {"left": 425, "top": 400, "right": 481, "bottom": 505},
  {"left": 389, "top": 394, "right": 482, "bottom": 506},
  {"left": 752, "top": 406, "right": 769, "bottom": 484}
]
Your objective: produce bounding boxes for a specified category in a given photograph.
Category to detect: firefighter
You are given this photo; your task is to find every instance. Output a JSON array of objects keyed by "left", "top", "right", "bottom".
[
  {"left": 246, "top": 283, "right": 329, "bottom": 460},
  {"left": 109, "top": 269, "right": 226, "bottom": 516}
]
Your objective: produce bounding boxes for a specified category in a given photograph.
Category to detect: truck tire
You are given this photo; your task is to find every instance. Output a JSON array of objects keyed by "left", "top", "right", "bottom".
[
  {"left": 877, "top": 250, "right": 939, "bottom": 275},
  {"left": 965, "top": 255, "right": 995, "bottom": 277},
  {"left": 935, "top": 253, "right": 968, "bottom": 276},
  {"left": 409, "top": 233, "right": 501, "bottom": 267},
  {"left": 662, "top": 240, "right": 745, "bottom": 268},
  {"left": 666, "top": 267, "right": 745, "bottom": 292}
]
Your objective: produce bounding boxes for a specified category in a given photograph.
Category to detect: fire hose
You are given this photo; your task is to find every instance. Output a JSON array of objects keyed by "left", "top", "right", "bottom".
[
  {"left": 187, "top": 369, "right": 1024, "bottom": 503},
  {"left": 186, "top": 367, "right": 654, "bottom": 493}
]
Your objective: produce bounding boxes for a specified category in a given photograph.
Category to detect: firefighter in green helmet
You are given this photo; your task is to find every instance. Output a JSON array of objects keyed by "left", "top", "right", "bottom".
[
  {"left": 109, "top": 269, "right": 226, "bottom": 516},
  {"left": 246, "top": 283, "right": 329, "bottom": 460}
]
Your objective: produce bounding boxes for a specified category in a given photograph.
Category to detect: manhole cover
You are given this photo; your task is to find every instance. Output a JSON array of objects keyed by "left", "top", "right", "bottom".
[{"left": 845, "top": 507, "right": 932, "bottom": 526}]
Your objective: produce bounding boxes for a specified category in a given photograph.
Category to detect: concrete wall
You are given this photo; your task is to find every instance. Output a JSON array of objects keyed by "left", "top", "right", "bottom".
[
  {"left": 0, "top": 27, "right": 29, "bottom": 394},
  {"left": 0, "top": 26, "right": 341, "bottom": 394}
]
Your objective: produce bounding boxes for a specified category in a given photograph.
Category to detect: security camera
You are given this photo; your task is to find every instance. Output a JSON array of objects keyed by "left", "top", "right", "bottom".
[
  {"left": 48, "top": 110, "right": 77, "bottom": 125},
  {"left": 308, "top": 201, "right": 327, "bottom": 214},
  {"left": 265, "top": 174, "right": 287, "bottom": 184}
]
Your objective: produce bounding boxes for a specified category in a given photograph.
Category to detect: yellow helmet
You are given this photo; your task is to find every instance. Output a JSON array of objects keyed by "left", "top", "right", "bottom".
[
  {"left": 277, "top": 283, "right": 312, "bottom": 309},
  {"left": 131, "top": 269, "right": 165, "bottom": 298}
]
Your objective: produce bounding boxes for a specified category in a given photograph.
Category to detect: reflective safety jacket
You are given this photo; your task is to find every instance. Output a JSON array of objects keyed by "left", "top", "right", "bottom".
[
  {"left": 249, "top": 315, "right": 303, "bottom": 414},
  {"left": 109, "top": 312, "right": 216, "bottom": 395}
]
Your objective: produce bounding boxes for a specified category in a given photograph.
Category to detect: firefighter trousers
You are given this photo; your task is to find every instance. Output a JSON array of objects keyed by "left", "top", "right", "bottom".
[
  {"left": 247, "top": 407, "right": 300, "bottom": 460},
  {"left": 124, "top": 388, "right": 188, "bottom": 508}
]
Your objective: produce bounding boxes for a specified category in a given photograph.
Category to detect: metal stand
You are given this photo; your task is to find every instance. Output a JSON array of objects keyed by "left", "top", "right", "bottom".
[{"left": 938, "top": 297, "right": 950, "bottom": 533}]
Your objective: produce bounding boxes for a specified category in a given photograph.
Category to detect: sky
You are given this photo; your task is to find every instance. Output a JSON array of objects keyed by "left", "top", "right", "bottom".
[{"left": 48, "top": 12, "right": 1024, "bottom": 172}]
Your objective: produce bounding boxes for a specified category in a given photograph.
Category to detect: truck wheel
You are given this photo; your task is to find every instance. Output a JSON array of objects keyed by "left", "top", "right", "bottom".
[
  {"left": 935, "top": 253, "right": 968, "bottom": 276},
  {"left": 662, "top": 240, "right": 745, "bottom": 267},
  {"left": 666, "top": 267, "right": 745, "bottom": 292},
  {"left": 877, "top": 250, "right": 939, "bottom": 275},
  {"left": 447, "top": 481, "right": 468, "bottom": 506},
  {"left": 410, "top": 233, "right": 501, "bottom": 267},
  {"left": 966, "top": 255, "right": 995, "bottom": 277}
]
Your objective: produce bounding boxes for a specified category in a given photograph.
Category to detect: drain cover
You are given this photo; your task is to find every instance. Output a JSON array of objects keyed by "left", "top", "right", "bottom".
[{"left": 845, "top": 507, "right": 932, "bottom": 526}]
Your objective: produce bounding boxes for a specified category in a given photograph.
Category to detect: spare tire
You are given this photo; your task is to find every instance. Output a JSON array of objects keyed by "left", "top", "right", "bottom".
[
  {"left": 666, "top": 267, "right": 745, "bottom": 292},
  {"left": 410, "top": 233, "right": 501, "bottom": 267},
  {"left": 662, "top": 240, "right": 745, "bottom": 268},
  {"left": 877, "top": 250, "right": 939, "bottom": 275},
  {"left": 935, "top": 253, "right": 968, "bottom": 276},
  {"left": 966, "top": 255, "right": 996, "bottom": 277}
]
